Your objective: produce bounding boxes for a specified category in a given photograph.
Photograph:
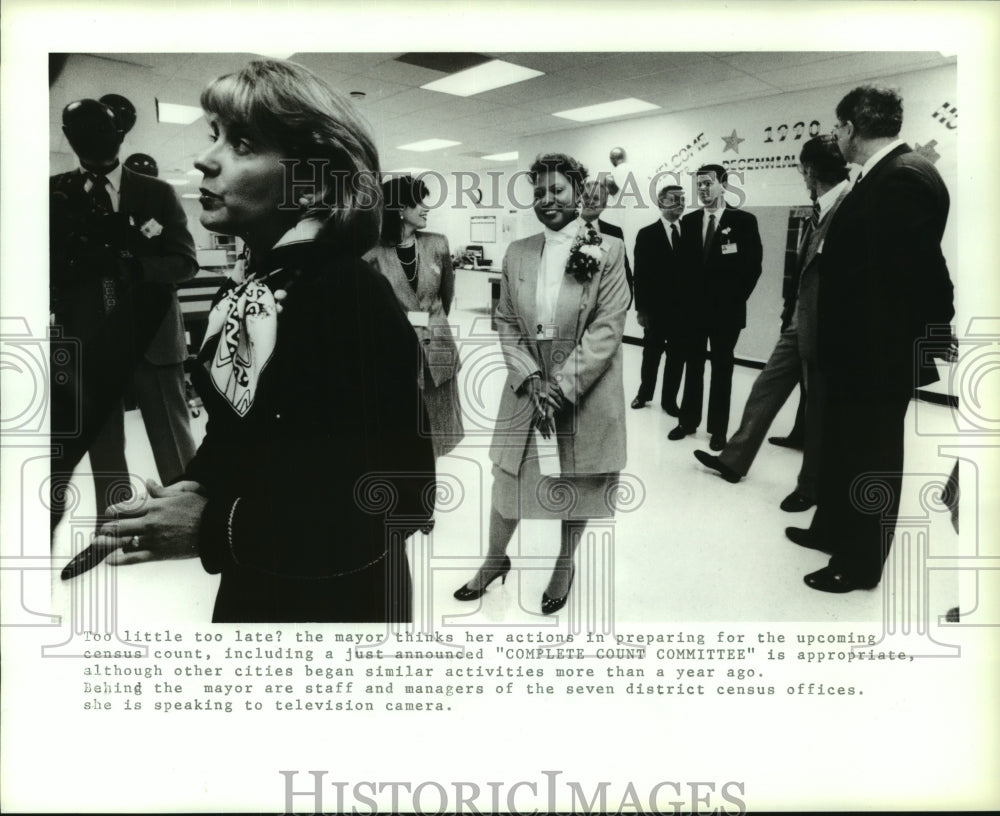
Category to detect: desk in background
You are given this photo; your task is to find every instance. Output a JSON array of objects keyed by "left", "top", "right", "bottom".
[{"left": 454, "top": 265, "right": 501, "bottom": 329}]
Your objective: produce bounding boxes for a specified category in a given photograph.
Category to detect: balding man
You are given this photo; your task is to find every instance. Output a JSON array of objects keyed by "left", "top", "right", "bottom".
[{"left": 581, "top": 178, "right": 633, "bottom": 302}]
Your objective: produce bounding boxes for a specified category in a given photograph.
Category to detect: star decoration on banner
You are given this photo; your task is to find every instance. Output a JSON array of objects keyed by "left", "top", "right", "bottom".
[
  {"left": 722, "top": 129, "right": 745, "bottom": 154},
  {"left": 914, "top": 140, "right": 941, "bottom": 164}
]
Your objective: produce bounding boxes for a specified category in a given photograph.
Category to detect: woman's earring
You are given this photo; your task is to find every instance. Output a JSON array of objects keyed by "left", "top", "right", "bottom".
[{"left": 298, "top": 196, "right": 311, "bottom": 209}]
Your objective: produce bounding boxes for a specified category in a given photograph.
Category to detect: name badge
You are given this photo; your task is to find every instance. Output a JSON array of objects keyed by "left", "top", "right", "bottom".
[
  {"left": 408, "top": 311, "right": 430, "bottom": 328},
  {"left": 536, "top": 323, "right": 559, "bottom": 340},
  {"left": 535, "top": 429, "right": 560, "bottom": 476},
  {"left": 721, "top": 242, "right": 738, "bottom": 255}
]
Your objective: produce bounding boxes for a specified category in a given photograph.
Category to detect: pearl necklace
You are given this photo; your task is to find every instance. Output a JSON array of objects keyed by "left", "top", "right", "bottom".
[{"left": 396, "top": 239, "right": 418, "bottom": 283}]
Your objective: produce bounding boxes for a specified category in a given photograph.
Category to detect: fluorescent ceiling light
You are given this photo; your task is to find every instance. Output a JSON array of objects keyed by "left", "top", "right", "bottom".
[
  {"left": 186, "top": 169, "right": 202, "bottom": 176},
  {"left": 482, "top": 151, "right": 518, "bottom": 161},
  {"left": 180, "top": 193, "right": 201, "bottom": 199},
  {"left": 397, "top": 138, "right": 461, "bottom": 152},
  {"left": 421, "top": 59, "right": 543, "bottom": 97},
  {"left": 553, "top": 97, "right": 661, "bottom": 122},
  {"left": 164, "top": 179, "right": 190, "bottom": 186},
  {"left": 156, "top": 100, "right": 203, "bottom": 125}
]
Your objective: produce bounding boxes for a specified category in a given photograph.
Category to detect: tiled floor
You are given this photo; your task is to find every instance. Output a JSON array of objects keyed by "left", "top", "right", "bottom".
[{"left": 50, "top": 305, "right": 962, "bottom": 625}]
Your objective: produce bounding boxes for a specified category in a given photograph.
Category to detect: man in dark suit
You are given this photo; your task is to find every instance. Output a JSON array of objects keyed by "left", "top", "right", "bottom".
[
  {"left": 581, "top": 178, "right": 633, "bottom": 302},
  {"left": 670, "top": 164, "right": 762, "bottom": 450},
  {"left": 790, "top": 85, "right": 954, "bottom": 593},
  {"left": 50, "top": 97, "right": 198, "bottom": 533},
  {"left": 694, "top": 136, "right": 850, "bottom": 511},
  {"left": 630, "top": 184, "right": 689, "bottom": 414}
]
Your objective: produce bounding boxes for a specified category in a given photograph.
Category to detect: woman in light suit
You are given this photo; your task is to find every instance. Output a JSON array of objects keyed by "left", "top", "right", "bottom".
[
  {"left": 366, "top": 176, "right": 464, "bottom": 458},
  {"left": 454, "top": 153, "right": 629, "bottom": 614}
]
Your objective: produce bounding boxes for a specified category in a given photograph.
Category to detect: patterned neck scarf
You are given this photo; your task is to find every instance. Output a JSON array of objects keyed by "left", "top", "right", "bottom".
[
  {"left": 201, "top": 273, "right": 278, "bottom": 417},
  {"left": 200, "top": 218, "right": 322, "bottom": 416}
]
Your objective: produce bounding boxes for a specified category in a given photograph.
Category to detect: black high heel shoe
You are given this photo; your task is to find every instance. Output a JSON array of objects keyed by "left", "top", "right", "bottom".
[
  {"left": 541, "top": 566, "right": 576, "bottom": 615},
  {"left": 453, "top": 555, "right": 511, "bottom": 601}
]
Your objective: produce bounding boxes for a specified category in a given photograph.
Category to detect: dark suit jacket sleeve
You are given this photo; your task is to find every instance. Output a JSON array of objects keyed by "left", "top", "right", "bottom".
[
  {"left": 878, "top": 164, "right": 954, "bottom": 329},
  {"left": 129, "top": 176, "right": 198, "bottom": 285},
  {"left": 632, "top": 227, "right": 651, "bottom": 315},
  {"left": 622, "top": 242, "right": 633, "bottom": 302},
  {"left": 738, "top": 211, "right": 763, "bottom": 300},
  {"left": 599, "top": 220, "right": 633, "bottom": 303}
]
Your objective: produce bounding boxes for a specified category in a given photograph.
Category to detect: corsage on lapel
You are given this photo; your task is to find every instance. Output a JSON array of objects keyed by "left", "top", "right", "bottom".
[
  {"left": 566, "top": 225, "right": 604, "bottom": 283},
  {"left": 721, "top": 226, "right": 731, "bottom": 237},
  {"left": 139, "top": 218, "right": 164, "bottom": 238}
]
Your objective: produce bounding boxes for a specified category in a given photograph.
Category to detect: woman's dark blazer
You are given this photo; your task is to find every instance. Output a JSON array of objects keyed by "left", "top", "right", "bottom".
[{"left": 185, "top": 240, "right": 435, "bottom": 622}]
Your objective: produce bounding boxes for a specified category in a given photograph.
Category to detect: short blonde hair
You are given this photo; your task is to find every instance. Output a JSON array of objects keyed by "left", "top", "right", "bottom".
[{"left": 201, "top": 59, "right": 382, "bottom": 252}]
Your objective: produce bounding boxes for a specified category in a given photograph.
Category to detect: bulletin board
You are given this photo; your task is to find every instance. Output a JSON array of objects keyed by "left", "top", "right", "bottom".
[{"left": 470, "top": 215, "right": 496, "bottom": 243}]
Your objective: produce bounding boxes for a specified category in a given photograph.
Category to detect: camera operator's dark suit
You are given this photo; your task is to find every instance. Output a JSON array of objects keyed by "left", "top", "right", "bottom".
[{"left": 50, "top": 165, "right": 198, "bottom": 523}]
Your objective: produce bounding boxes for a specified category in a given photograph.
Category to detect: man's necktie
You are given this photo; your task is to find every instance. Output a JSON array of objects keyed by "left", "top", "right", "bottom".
[
  {"left": 670, "top": 223, "right": 680, "bottom": 250},
  {"left": 86, "top": 173, "right": 114, "bottom": 216},
  {"left": 702, "top": 213, "right": 716, "bottom": 262},
  {"left": 85, "top": 174, "right": 118, "bottom": 312}
]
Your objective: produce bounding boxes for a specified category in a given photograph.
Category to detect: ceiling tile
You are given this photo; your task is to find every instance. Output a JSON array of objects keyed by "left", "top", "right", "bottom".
[
  {"left": 716, "top": 51, "right": 856, "bottom": 73},
  {"left": 566, "top": 52, "right": 688, "bottom": 83},
  {"left": 364, "top": 58, "right": 447, "bottom": 87},
  {"left": 488, "top": 52, "right": 613, "bottom": 74},
  {"left": 358, "top": 87, "right": 442, "bottom": 118},
  {"left": 417, "top": 97, "right": 506, "bottom": 121},
  {"left": 328, "top": 74, "right": 410, "bottom": 103},
  {"left": 293, "top": 52, "right": 393, "bottom": 76},
  {"left": 758, "top": 51, "right": 947, "bottom": 91},
  {"left": 474, "top": 72, "right": 580, "bottom": 106},
  {"left": 521, "top": 88, "right": 633, "bottom": 115}
]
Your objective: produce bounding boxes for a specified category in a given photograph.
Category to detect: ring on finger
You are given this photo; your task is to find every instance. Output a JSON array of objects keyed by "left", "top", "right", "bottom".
[{"left": 123, "top": 535, "right": 140, "bottom": 553}]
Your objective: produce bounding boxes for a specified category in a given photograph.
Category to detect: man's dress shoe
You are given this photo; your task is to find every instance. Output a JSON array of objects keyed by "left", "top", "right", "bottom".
[
  {"left": 768, "top": 435, "right": 804, "bottom": 450},
  {"left": 709, "top": 433, "right": 727, "bottom": 451},
  {"left": 667, "top": 425, "right": 692, "bottom": 441},
  {"left": 780, "top": 491, "right": 815, "bottom": 512},
  {"left": 630, "top": 396, "right": 648, "bottom": 409},
  {"left": 785, "top": 526, "right": 835, "bottom": 555},
  {"left": 693, "top": 450, "right": 741, "bottom": 483},
  {"left": 804, "top": 565, "right": 877, "bottom": 594}
]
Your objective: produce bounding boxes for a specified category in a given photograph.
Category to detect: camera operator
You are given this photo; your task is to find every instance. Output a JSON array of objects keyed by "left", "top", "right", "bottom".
[{"left": 50, "top": 96, "right": 198, "bottom": 539}]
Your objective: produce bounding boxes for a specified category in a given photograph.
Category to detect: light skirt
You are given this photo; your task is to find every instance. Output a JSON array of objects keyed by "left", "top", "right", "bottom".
[{"left": 491, "top": 434, "right": 619, "bottom": 520}]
